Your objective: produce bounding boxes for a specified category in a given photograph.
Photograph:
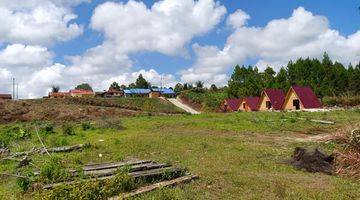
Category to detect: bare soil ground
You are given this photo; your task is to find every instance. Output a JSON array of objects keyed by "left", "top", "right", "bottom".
[{"left": 0, "top": 99, "right": 153, "bottom": 123}]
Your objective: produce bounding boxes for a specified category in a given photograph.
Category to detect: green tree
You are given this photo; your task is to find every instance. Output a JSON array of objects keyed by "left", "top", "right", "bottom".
[
  {"left": 209, "top": 84, "right": 218, "bottom": 92},
  {"left": 195, "top": 81, "right": 204, "bottom": 88},
  {"left": 262, "top": 66, "right": 276, "bottom": 88},
  {"left": 109, "top": 82, "right": 121, "bottom": 91},
  {"left": 51, "top": 85, "right": 60, "bottom": 93},
  {"left": 75, "top": 83, "right": 93, "bottom": 91},
  {"left": 275, "top": 67, "right": 290, "bottom": 90},
  {"left": 128, "top": 83, "right": 136, "bottom": 89},
  {"left": 174, "top": 83, "right": 184, "bottom": 93},
  {"left": 135, "top": 74, "right": 150, "bottom": 88}
]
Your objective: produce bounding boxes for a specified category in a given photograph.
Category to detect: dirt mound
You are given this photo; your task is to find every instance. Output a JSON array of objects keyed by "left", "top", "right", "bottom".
[{"left": 289, "top": 147, "right": 334, "bottom": 175}]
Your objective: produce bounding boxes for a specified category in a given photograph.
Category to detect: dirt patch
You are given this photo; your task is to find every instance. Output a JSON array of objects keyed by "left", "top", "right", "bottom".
[
  {"left": 287, "top": 147, "right": 334, "bottom": 175},
  {"left": 0, "top": 99, "right": 143, "bottom": 123}
]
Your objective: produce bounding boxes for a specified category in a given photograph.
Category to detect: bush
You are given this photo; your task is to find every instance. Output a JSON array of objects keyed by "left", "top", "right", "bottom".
[
  {"left": 0, "top": 125, "right": 31, "bottom": 148},
  {"left": 62, "top": 123, "right": 76, "bottom": 136},
  {"left": 81, "top": 122, "right": 93, "bottom": 131},
  {"left": 40, "top": 123, "right": 55, "bottom": 135}
]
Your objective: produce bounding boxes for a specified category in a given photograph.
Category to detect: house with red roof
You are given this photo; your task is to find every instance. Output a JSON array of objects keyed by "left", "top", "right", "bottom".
[
  {"left": 238, "top": 97, "right": 260, "bottom": 112},
  {"left": 0, "top": 94, "right": 12, "bottom": 100},
  {"left": 282, "top": 85, "right": 322, "bottom": 110},
  {"left": 258, "top": 88, "right": 285, "bottom": 111},
  {"left": 221, "top": 98, "right": 243, "bottom": 112},
  {"left": 69, "top": 89, "right": 94, "bottom": 98}
]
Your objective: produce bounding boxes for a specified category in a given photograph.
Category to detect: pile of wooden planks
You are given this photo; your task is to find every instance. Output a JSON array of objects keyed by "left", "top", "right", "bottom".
[{"left": 38, "top": 159, "right": 198, "bottom": 198}]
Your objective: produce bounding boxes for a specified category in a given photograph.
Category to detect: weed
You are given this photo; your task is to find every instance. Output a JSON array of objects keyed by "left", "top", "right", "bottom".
[
  {"left": 40, "top": 123, "right": 55, "bottom": 135},
  {"left": 39, "top": 156, "right": 70, "bottom": 184},
  {"left": 81, "top": 122, "right": 93, "bottom": 131},
  {"left": 62, "top": 123, "right": 76, "bottom": 136}
]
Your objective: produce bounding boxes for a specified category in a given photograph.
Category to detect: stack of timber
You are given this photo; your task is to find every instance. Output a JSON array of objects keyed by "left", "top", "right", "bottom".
[{"left": 36, "top": 159, "right": 198, "bottom": 198}]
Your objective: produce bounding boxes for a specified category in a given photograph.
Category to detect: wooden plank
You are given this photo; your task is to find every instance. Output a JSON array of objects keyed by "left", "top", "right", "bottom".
[
  {"left": 85, "top": 163, "right": 170, "bottom": 177},
  {"left": 34, "top": 160, "right": 154, "bottom": 176},
  {"left": 83, "top": 160, "right": 152, "bottom": 171},
  {"left": 110, "top": 175, "right": 199, "bottom": 199},
  {"left": 43, "top": 167, "right": 181, "bottom": 189}
]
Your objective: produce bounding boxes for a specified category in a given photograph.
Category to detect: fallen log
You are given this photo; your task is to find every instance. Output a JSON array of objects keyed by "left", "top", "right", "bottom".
[
  {"left": 297, "top": 118, "right": 335, "bottom": 125},
  {"left": 111, "top": 174, "right": 199, "bottom": 199},
  {"left": 10, "top": 144, "right": 87, "bottom": 158}
]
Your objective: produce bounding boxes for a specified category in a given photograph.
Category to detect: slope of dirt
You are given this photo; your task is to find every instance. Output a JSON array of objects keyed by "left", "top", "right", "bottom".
[{"left": 0, "top": 98, "right": 178, "bottom": 123}]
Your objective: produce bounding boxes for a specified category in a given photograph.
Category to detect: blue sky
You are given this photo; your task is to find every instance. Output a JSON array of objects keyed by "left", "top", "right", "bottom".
[
  {"left": 52, "top": 0, "right": 360, "bottom": 75},
  {"left": 0, "top": 0, "right": 359, "bottom": 98}
]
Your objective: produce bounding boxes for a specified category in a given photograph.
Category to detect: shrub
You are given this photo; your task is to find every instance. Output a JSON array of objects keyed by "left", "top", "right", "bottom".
[
  {"left": 40, "top": 123, "right": 55, "bottom": 135},
  {"left": 62, "top": 123, "right": 76, "bottom": 136},
  {"left": 0, "top": 125, "right": 31, "bottom": 148},
  {"left": 81, "top": 122, "right": 93, "bottom": 131}
]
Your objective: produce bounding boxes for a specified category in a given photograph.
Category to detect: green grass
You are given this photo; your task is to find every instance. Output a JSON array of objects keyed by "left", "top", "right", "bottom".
[
  {"left": 66, "top": 97, "right": 186, "bottom": 114},
  {"left": 1, "top": 111, "right": 360, "bottom": 199},
  {"left": 179, "top": 90, "right": 227, "bottom": 112}
]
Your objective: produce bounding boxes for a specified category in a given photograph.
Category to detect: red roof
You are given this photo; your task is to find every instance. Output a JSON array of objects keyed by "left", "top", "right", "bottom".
[
  {"left": 263, "top": 88, "right": 285, "bottom": 110},
  {"left": 291, "top": 85, "right": 322, "bottom": 109},
  {"left": 69, "top": 89, "right": 94, "bottom": 94},
  {"left": 244, "top": 97, "right": 260, "bottom": 111},
  {"left": 0, "top": 94, "right": 12, "bottom": 99},
  {"left": 224, "top": 98, "right": 242, "bottom": 111}
]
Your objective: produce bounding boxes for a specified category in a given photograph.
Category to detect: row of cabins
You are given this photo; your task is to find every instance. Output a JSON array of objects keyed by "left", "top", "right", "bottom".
[
  {"left": 0, "top": 94, "right": 12, "bottom": 100},
  {"left": 48, "top": 88, "right": 176, "bottom": 99},
  {"left": 222, "top": 85, "right": 322, "bottom": 112}
]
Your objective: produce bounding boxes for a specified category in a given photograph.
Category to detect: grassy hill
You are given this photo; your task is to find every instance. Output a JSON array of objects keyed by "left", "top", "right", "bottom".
[{"left": 1, "top": 110, "right": 360, "bottom": 199}]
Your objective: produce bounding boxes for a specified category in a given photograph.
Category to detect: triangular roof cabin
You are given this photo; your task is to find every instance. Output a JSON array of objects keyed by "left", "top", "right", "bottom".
[
  {"left": 238, "top": 97, "right": 260, "bottom": 112},
  {"left": 258, "top": 88, "right": 285, "bottom": 111},
  {"left": 221, "top": 98, "right": 243, "bottom": 112},
  {"left": 282, "top": 85, "right": 322, "bottom": 110}
]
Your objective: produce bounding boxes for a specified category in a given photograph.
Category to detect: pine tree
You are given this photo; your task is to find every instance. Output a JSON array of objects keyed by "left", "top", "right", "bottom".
[{"left": 135, "top": 74, "right": 150, "bottom": 88}]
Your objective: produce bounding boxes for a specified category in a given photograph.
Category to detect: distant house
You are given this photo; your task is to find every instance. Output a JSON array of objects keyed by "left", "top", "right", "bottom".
[
  {"left": 258, "top": 88, "right": 285, "bottom": 111},
  {"left": 220, "top": 98, "right": 242, "bottom": 112},
  {"left": 238, "top": 97, "right": 260, "bottom": 112},
  {"left": 124, "top": 89, "right": 151, "bottom": 97},
  {"left": 96, "top": 89, "right": 124, "bottom": 98},
  {"left": 282, "top": 85, "right": 322, "bottom": 110},
  {"left": 151, "top": 88, "right": 176, "bottom": 98},
  {"left": 0, "top": 94, "right": 12, "bottom": 100},
  {"left": 48, "top": 92, "right": 69, "bottom": 98},
  {"left": 69, "top": 89, "right": 94, "bottom": 98}
]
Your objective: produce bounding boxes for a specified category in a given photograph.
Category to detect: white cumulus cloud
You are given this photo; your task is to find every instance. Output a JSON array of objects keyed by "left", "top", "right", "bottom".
[
  {"left": 0, "top": 0, "right": 86, "bottom": 46},
  {"left": 181, "top": 7, "right": 360, "bottom": 85}
]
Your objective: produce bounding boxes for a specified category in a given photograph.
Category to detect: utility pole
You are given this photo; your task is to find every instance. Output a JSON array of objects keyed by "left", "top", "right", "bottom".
[
  {"left": 16, "top": 83, "right": 19, "bottom": 100},
  {"left": 12, "top": 78, "right": 15, "bottom": 100}
]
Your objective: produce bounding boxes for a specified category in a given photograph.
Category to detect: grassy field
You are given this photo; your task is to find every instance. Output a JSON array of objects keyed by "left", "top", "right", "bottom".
[{"left": 1, "top": 110, "right": 360, "bottom": 199}]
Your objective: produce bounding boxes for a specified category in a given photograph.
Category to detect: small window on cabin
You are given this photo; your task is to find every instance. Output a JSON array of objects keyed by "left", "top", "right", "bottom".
[{"left": 266, "top": 101, "right": 272, "bottom": 109}]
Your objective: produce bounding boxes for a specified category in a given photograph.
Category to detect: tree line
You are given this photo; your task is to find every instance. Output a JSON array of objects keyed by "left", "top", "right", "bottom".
[{"left": 227, "top": 53, "right": 360, "bottom": 98}]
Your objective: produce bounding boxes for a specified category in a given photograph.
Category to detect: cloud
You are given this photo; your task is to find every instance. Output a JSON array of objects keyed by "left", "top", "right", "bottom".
[
  {"left": 226, "top": 9, "right": 250, "bottom": 29},
  {"left": 181, "top": 7, "right": 360, "bottom": 85},
  {"left": 0, "top": 0, "right": 86, "bottom": 45},
  {"left": 91, "top": 0, "right": 226, "bottom": 55}
]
